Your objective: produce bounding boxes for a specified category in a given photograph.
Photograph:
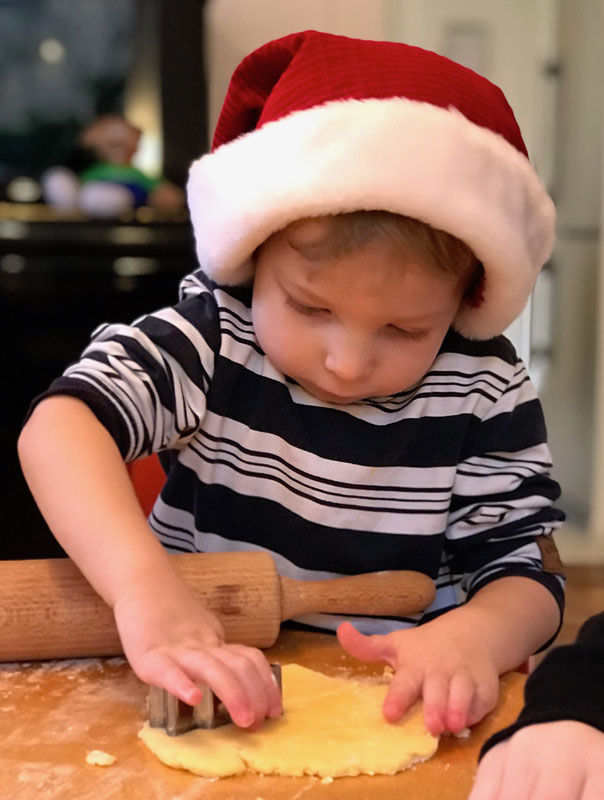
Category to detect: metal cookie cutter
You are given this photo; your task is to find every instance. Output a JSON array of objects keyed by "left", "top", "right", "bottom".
[{"left": 148, "top": 663, "right": 282, "bottom": 736}]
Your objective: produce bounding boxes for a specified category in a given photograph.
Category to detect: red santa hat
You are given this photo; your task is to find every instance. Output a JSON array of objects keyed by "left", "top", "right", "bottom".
[{"left": 187, "top": 30, "right": 555, "bottom": 340}]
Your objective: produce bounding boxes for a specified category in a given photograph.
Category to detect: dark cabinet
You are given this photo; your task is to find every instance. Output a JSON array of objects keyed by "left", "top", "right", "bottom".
[{"left": 0, "top": 211, "right": 198, "bottom": 558}]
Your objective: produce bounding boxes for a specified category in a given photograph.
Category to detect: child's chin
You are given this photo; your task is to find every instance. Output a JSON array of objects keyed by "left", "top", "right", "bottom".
[{"left": 306, "top": 385, "right": 363, "bottom": 405}]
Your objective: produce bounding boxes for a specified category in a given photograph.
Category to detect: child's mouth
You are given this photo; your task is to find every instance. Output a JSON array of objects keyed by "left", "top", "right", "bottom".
[{"left": 304, "top": 382, "right": 361, "bottom": 405}]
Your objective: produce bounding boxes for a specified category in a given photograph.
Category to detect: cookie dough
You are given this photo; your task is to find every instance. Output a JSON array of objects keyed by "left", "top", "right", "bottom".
[
  {"left": 138, "top": 664, "right": 438, "bottom": 779},
  {"left": 86, "top": 749, "right": 117, "bottom": 766}
]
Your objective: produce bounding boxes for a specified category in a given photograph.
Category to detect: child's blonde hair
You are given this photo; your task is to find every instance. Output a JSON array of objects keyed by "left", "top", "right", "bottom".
[{"left": 288, "top": 210, "right": 482, "bottom": 287}]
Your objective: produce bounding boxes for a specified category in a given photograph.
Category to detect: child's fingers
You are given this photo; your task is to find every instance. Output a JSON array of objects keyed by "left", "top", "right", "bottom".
[
  {"left": 239, "top": 646, "right": 283, "bottom": 718},
  {"left": 336, "top": 621, "right": 397, "bottom": 666},
  {"left": 382, "top": 669, "right": 420, "bottom": 722},
  {"left": 444, "top": 671, "right": 475, "bottom": 733},
  {"left": 216, "top": 644, "right": 283, "bottom": 720},
  {"left": 137, "top": 652, "right": 204, "bottom": 706},
  {"left": 420, "top": 672, "right": 449, "bottom": 735},
  {"left": 467, "top": 675, "right": 500, "bottom": 727},
  {"left": 136, "top": 645, "right": 279, "bottom": 730},
  {"left": 180, "top": 646, "right": 269, "bottom": 728},
  {"left": 133, "top": 649, "right": 205, "bottom": 706}
]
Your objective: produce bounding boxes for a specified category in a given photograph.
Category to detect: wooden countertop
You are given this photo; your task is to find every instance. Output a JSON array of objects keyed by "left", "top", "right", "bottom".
[{"left": 1, "top": 629, "right": 525, "bottom": 800}]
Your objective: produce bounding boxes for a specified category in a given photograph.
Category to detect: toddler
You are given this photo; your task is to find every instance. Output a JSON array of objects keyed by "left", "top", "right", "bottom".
[{"left": 19, "top": 30, "right": 565, "bottom": 736}]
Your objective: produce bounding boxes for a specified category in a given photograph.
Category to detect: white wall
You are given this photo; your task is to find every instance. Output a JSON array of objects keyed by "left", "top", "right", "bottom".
[
  {"left": 538, "top": 0, "right": 603, "bottom": 542},
  {"left": 590, "top": 97, "right": 604, "bottom": 556},
  {"left": 204, "top": 0, "right": 390, "bottom": 136}
]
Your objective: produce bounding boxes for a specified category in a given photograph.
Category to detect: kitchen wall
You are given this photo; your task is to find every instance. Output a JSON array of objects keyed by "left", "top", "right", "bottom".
[
  {"left": 537, "top": 1, "right": 603, "bottom": 559},
  {"left": 204, "top": 0, "right": 390, "bottom": 134}
]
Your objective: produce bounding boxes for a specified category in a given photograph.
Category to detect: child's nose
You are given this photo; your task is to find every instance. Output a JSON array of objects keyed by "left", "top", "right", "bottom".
[{"left": 324, "top": 334, "right": 374, "bottom": 382}]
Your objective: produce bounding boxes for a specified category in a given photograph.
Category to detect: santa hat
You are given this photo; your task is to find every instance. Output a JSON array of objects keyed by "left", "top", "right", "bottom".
[{"left": 187, "top": 30, "right": 555, "bottom": 340}]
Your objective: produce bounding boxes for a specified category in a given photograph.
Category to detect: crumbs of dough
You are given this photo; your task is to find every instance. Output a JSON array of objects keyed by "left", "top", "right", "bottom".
[
  {"left": 86, "top": 749, "right": 117, "bottom": 766},
  {"left": 441, "top": 726, "right": 471, "bottom": 739}
]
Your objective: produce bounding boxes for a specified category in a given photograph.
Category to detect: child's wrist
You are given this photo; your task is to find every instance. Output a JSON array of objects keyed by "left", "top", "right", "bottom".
[{"left": 105, "top": 544, "right": 185, "bottom": 608}]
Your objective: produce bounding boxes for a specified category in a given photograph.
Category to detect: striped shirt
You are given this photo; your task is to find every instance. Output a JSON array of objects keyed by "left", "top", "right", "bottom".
[{"left": 40, "top": 268, "right": 565, "bottom": 635}]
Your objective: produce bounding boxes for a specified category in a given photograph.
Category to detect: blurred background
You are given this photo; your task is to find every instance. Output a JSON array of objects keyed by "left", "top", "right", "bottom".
[{"left": 1, "top": 0, "right": 603, "bottom": 584}]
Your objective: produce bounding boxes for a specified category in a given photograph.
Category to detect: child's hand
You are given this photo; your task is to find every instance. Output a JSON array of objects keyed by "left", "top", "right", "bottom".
[
  {"left": 469, "top": 721, "right": 604, "bottom": 800},
  {"left": 113, "top": 581, "right": 282, "bottom": 729},
  {"left": 337, "top": 619, "right": 499, "bottom": 735}
]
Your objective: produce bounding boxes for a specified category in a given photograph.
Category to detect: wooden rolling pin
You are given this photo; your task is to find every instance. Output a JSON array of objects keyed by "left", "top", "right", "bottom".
[{"left": 0, "top": 552, "right": 435, "bottom": 661}]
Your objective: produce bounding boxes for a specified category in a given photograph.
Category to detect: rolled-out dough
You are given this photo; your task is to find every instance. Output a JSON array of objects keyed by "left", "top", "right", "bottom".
[{"left": 138, "top": 664, "right": 439, "bottom": 779}]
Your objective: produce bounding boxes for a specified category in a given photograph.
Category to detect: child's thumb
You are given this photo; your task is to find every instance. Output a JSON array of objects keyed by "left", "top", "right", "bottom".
[{"left": 336, "top": 621, "right": 395, "bottom": 665}]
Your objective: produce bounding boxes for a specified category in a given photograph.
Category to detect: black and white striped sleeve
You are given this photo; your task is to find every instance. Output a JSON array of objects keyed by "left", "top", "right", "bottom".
[
  {"left": 29, "top": 272, "right": 221, "bottom": 462},
  {"left": 446, "top": 358, "right": 565, "bottom": 613}
]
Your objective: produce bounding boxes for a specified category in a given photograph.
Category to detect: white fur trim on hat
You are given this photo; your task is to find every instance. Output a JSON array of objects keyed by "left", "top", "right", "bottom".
[{"left": 187, "top": 97, "right": 555, "bottom": 340}]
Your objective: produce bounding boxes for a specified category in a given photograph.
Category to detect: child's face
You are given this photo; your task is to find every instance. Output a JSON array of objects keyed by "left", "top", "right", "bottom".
[{"left": 252, "top": 219, "right": 466, "bottom": 404}]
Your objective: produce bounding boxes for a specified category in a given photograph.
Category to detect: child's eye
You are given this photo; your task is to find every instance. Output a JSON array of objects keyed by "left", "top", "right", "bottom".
[
  {"left": 286, "top": 296, "right": 328, "bottom": 316},
  {"left": 388, "top": 325, "right": 428, "bottom": 342}
]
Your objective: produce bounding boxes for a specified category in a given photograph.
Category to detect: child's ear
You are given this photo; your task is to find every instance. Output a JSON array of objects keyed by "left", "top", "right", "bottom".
[{"left": 464, "top": 263, "right": 485, "bottom": 308}]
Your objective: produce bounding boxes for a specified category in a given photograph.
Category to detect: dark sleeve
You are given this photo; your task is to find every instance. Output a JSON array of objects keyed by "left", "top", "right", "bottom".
[{"left": 480, "top": 611, "right": 604, "bottom": 759}]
